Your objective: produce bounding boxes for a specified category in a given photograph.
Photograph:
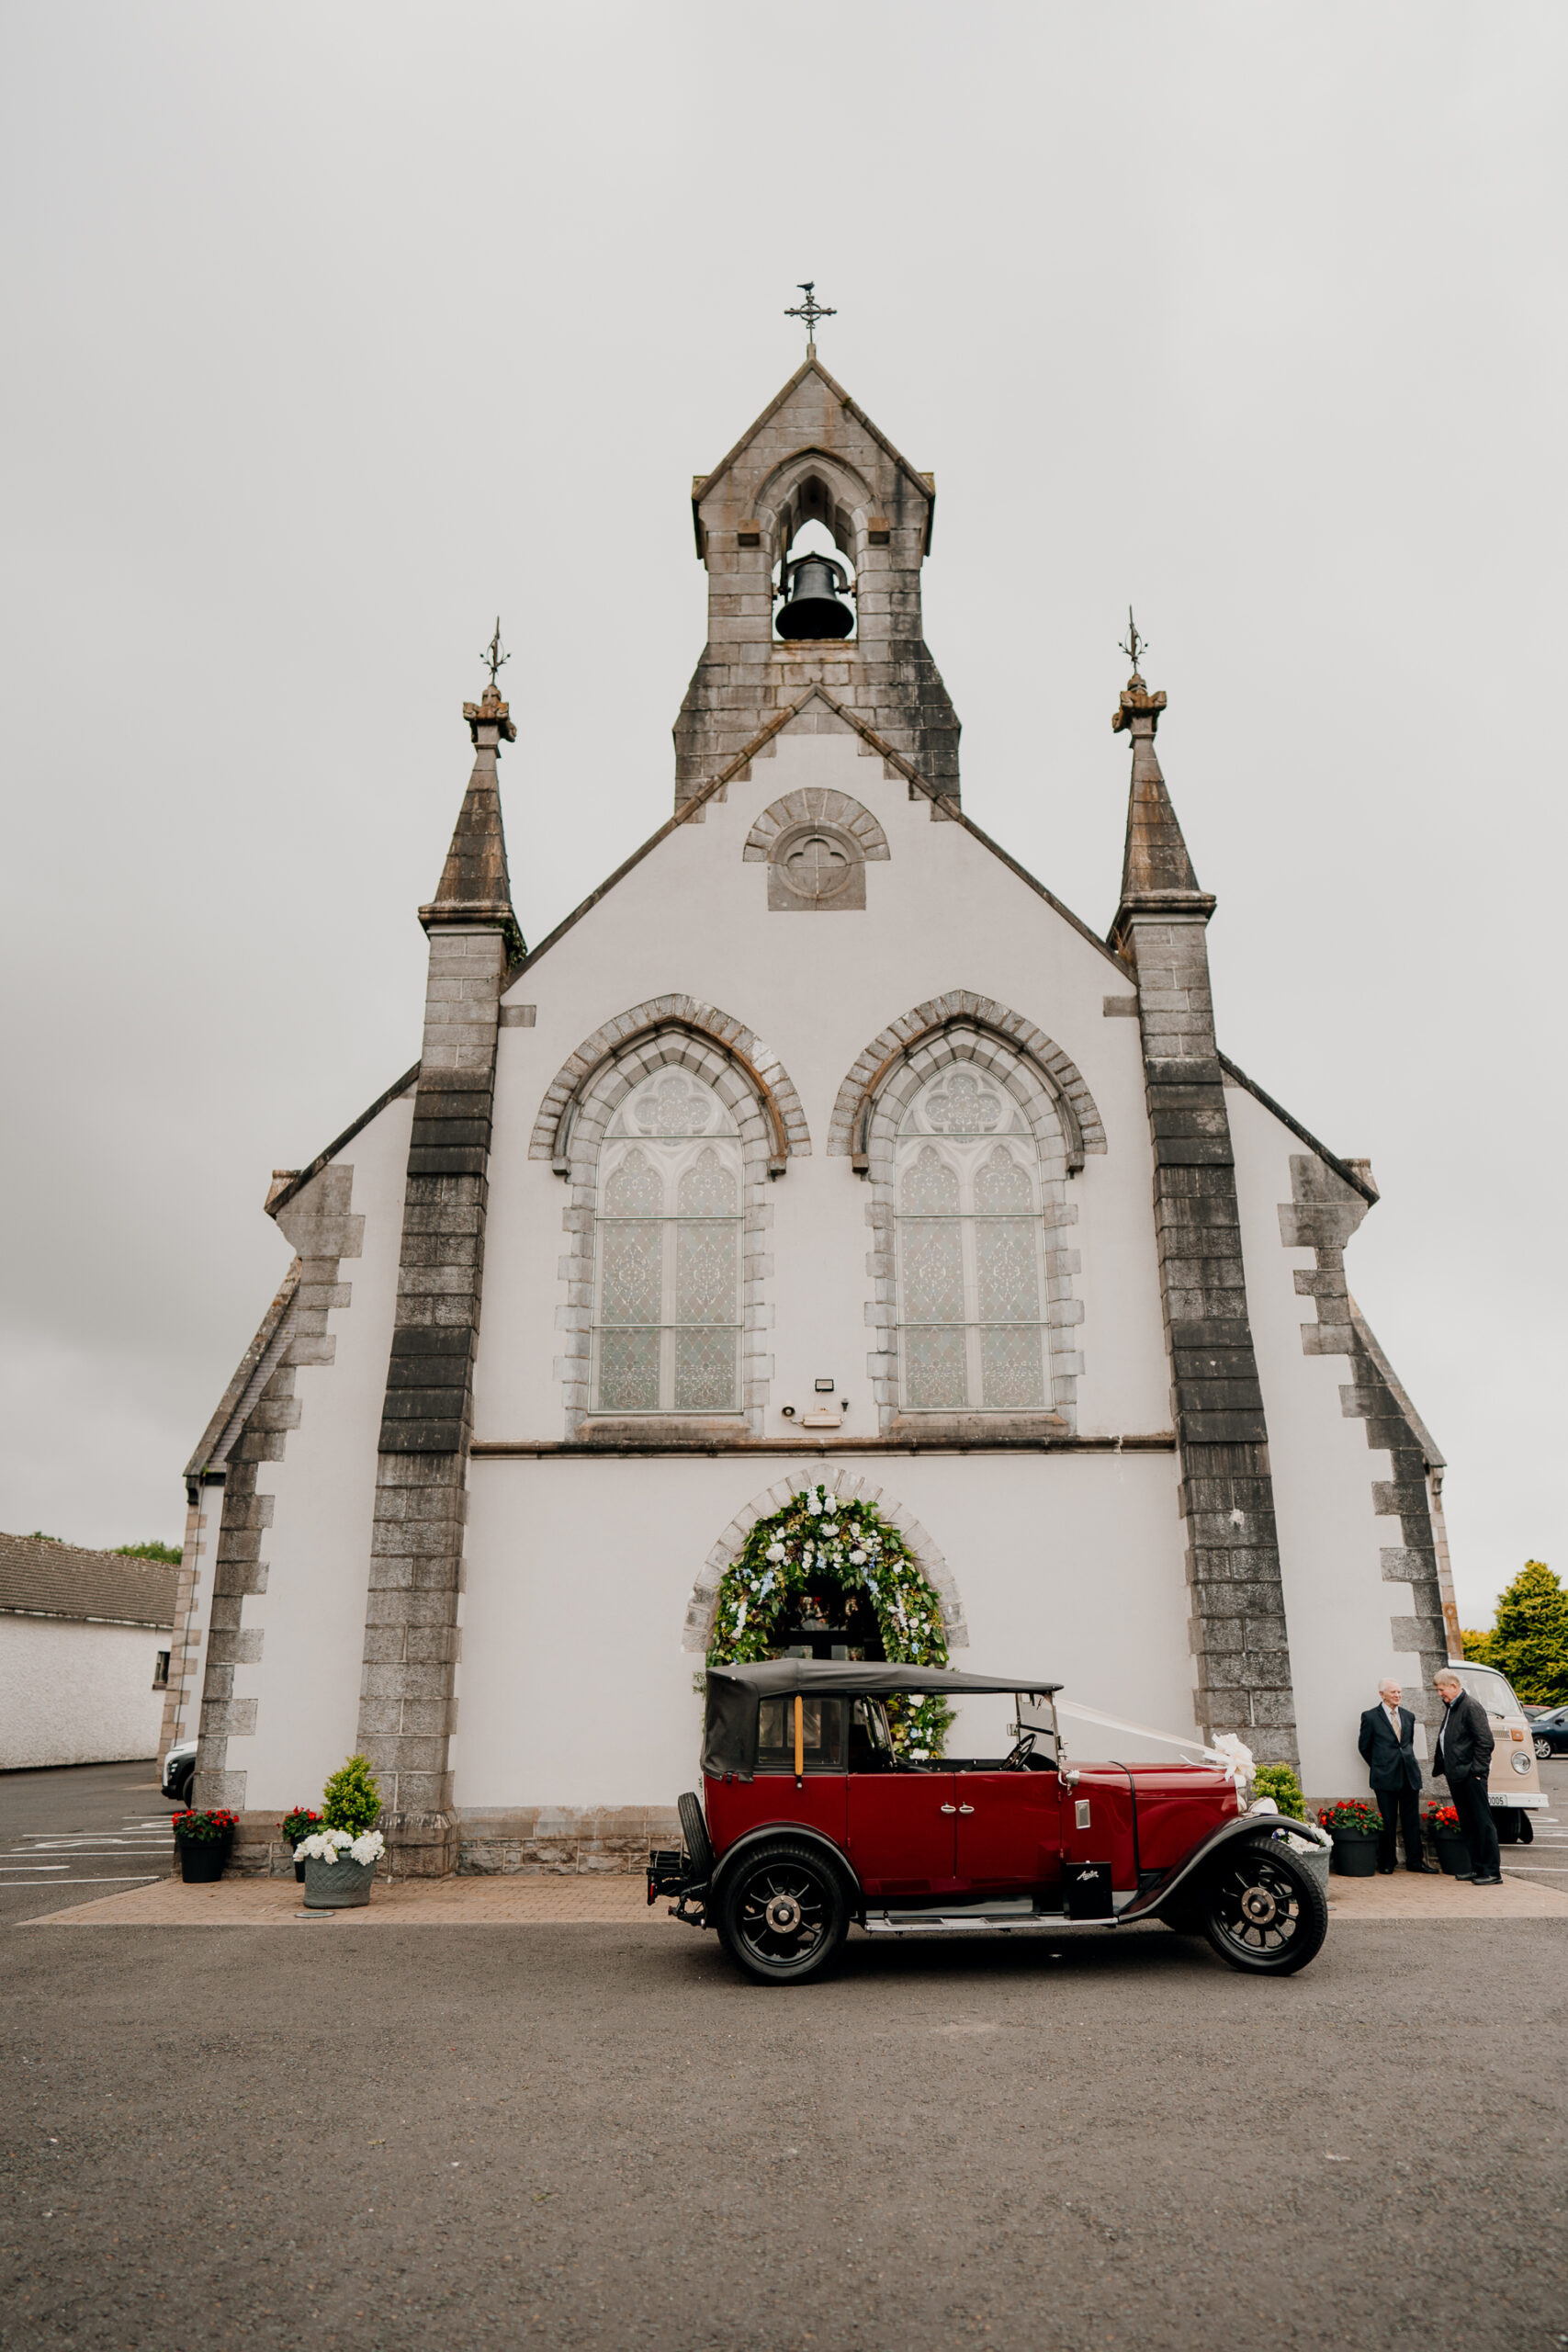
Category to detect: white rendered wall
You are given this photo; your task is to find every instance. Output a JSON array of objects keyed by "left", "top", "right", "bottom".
[
  {"left": 479, "top": 724, "right": 1171, "bottom": 1450},
  {"left": 224, "top": 1092, "right": 414, "bottom": 1811},
  {"left": 0, "top": 1616, "right": 169, "bottom": 1768},
  {"left": 1227, "top": 1082, "right": 1412, "bottom": 1798},
  {"left": 452, "top": 1449, "right": 1192, "bottom": 1808}
]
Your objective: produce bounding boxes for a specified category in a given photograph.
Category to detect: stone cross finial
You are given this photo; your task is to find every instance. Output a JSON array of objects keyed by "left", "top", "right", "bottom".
[{"left": 784, "top": 281, "right": 836, "bottom": 352}]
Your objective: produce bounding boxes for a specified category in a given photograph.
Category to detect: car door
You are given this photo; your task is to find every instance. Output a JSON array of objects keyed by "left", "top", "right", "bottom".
[
  {"left": 952, "top": 1769, "right": 1062, "bottom": 1901},
  {"left": 847, "top": 1770, "right": 958, "bottom": 1899}
]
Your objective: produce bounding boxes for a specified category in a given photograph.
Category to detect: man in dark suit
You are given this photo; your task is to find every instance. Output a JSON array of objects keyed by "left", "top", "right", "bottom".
[
  {"left": 1358, "top": 1679, "right": 1432, "bottom": 1872},
  {"left": 1432, "top": 1668, "right": 1502, "bottom": 1885}
]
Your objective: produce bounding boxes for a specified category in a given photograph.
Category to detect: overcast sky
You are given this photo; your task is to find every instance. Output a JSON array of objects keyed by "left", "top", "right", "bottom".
[{"left": 1, "top": 5, "right": 1562, "bottom": 1623}]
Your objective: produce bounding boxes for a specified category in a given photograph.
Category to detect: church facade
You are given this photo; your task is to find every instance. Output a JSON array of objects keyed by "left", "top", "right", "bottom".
[{"left": 166, "top": 352, "right": 1461, "bottom": 1873}]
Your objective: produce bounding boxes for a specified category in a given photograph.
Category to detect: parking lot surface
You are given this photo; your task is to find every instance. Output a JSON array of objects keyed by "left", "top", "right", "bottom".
[{"left": 3, "top": 1763, "right": 1564, "bottom": 2352}]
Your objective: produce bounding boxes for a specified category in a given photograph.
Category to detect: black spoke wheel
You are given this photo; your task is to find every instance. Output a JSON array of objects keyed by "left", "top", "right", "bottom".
[
  {"left": 717, "top": 1842, "right": 849, "bottom": 1985},
  {"left": 1199, "top": 1839, "right": 1327, "bottom": 1976}
]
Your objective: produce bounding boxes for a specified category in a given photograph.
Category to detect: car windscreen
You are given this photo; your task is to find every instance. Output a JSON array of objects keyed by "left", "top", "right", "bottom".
[{"left": 1458, "top": 1667, "right": 1525, "bottom": 1723}]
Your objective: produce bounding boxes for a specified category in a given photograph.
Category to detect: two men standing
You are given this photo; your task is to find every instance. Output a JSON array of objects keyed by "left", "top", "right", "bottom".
[
  {"left": 1432, "top": 1667, "right": 1502, "bottom": 1885},
  {"left": 1356, "top": 1671, "right": 1502, "bottom": 1885},
  {"left": 1357, "top": 1680, "right": 1432, "bottom": 1872}
]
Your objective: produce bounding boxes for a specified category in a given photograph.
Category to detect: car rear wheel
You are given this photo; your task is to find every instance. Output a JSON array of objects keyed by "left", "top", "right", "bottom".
[
  {"left": 1535, "top": 1736, "right": 1552, "bottom": 1760},
  {"left": 1197, "top": 1840, "right": 1327, "bottom": 1976},
  {"left": 716, "top": 1842, "right": 849, "bottom": 1985}
]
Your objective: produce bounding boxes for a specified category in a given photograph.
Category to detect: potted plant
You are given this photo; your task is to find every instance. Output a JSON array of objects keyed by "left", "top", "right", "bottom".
[
  {"left": 280, "top": 1808, "right": 322, "bottom": 1883},
  {"left": 1251, "top": 1764, "right": 1329, "bottom": 1894},
  {"left": 172, "top": 1808, "right": 237, "bottom": 1884},
  {"left": 1317, "top": 1799, "right": 1382, "bottom": 1877},
  {"left": 1425, "top": 1803, "right": 1471, "bottom": 1876},
  {"left": 299, "top": 1756, "right": 385, "bottom": 1909}
]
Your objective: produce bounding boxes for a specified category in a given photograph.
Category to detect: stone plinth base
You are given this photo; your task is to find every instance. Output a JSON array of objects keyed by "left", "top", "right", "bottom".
[
  {"left": 382, "top": 1808, "right": 459, "bottom": 1879},
  {"left": 458, "top": 1807, "right": 681, "bottom": 1876},
  {"left": 186, "top": 1804, "right": 681, "bottom": 1882}
]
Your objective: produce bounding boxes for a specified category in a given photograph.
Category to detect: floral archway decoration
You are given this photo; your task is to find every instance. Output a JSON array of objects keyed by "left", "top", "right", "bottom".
[{"left": 706, "top": 1483, "right": 954, "bottom": 1758}]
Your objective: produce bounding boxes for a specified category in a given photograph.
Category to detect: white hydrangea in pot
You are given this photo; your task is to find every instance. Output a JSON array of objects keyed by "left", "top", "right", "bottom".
[{"left": 299, "top": 1755, "right": 386, "bottom": 1908}]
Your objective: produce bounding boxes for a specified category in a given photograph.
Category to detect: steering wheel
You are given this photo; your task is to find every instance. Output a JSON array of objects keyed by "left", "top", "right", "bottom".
[{"left": 1001, "top": 1730, "right": 1037, "bottom": 1772}]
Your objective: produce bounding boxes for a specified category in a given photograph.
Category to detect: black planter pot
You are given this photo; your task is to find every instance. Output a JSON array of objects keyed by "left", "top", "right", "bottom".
[
  {"left": 1434, "top": 1830, "right": 1472, "bottom": 1876},
  {"left": 1329, "top": 1831, "right": 1380, "bottom": 1878},
  {"left": 178, "top": 1838, "right": 231, "bottom": 1884},
  {"left": 294, "top": 1855, "right": 306, "bottom": 1883}
]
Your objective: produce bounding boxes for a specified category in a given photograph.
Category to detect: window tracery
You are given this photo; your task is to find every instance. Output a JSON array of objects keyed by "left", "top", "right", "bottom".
[
  {"left": 593, "top": 1073, "right": 744, "bottom": 1416},
  {"left": 893, "top": 1080, "right": 1050, "bottom": 1414}
]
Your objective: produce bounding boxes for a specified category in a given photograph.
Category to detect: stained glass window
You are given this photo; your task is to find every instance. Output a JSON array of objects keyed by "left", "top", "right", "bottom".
[
  {"left": 894, "top": 1088, "right": 1048, "bottom": 1412},
  {"left": 592, "top": 1074, "right": 743, "bottom": 1413}
]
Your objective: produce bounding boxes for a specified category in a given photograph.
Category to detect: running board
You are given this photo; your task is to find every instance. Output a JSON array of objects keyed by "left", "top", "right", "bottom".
[{"left": 863, "top": 1900, "right": 1140, "bottom": 1936}]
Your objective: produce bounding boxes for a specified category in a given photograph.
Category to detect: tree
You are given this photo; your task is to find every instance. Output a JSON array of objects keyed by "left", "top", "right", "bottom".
[
  {"left": 1485, "top": 1560, "right": 1568, "bottom": 1707},
  {"left": 1460, "top": 1627, "right": 1494, "bottom": 1667},
  {"left": 117, "top": 1540, "right": 182, "bottom": 1565}
]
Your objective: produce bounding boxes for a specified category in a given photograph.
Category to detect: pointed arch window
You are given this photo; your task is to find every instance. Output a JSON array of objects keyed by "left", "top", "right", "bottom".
[
  {"left": 593, "top": 1071, "right": 744, "bottom": 1414},
  {"left": 894, "top": 1068, "right": 1049, "bottom": 1412}
]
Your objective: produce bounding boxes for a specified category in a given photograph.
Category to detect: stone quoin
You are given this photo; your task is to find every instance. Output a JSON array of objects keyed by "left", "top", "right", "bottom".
[{"left": 168, "top": 352, "right": 1458, "bottom": 1878}]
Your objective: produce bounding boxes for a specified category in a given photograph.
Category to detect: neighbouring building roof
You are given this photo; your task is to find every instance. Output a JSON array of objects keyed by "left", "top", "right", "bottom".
[{"left": 0, "top": 1533, "right": 177, "bottom": 1629}]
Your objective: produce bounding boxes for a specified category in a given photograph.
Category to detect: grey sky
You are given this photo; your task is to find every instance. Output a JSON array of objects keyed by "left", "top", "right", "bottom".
[{"left": 1, "top": 5, "right": 1562, "bottom": 1624}]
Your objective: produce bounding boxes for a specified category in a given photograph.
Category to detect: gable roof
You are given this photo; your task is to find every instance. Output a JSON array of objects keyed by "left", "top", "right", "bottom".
[
  {"left": 259, "top": 696, "right": 1375, "bottom": 1261},
  {"left": 513, "top": 686, "right": 1128, "bottom": 981},
  {"left": 186, "top": 1261, "right": 301, "bottom": 1480},
  {"left": 0, "top": 1532, "right": 177, "bottom": 1629},
  {"left": 693, "top": 355, "right": 936, "bottom": 552},
  {"left": 1219, "top": 1051, "right": 1380, "bottom": 1207}
]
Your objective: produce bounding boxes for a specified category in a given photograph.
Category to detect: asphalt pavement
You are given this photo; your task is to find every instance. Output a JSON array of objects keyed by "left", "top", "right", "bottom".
[
  {"left": 3, "top": 1762, "right": 1565, "bottom": 2352},
  {"left": 0, "top": 1759, "right": 179, "bottom": 1924}
]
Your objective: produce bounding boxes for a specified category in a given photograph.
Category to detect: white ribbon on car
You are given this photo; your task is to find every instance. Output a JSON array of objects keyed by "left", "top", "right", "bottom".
[
  {"left": 1052, "top": 1702, "right": 1330, "bottom": 1850},
  {"left": 1054, "top": 1697, "right": 1253, "bottom": 1782}
]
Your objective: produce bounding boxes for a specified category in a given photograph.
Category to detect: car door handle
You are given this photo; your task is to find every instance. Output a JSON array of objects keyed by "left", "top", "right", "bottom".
[
  {"left": 957, "top": 1804, "right": 976, "bottom": 1815},
  {"left": 939, "top": 1803, "right": 957, "bottom": 1815}
]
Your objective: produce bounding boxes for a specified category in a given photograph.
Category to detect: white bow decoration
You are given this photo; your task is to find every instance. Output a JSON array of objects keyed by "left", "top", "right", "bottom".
[{"left": 1206, "top": 1732, "right": 1256, "bottom": 1792}]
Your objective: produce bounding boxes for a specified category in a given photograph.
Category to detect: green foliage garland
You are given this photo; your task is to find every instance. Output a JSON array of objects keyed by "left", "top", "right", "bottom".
[
  {"left": 321, "top": 1754, "right": 382, "bottom": 1834},
  {"left": 706, "top": 1484, "right": 954, "bottom": 1758}
]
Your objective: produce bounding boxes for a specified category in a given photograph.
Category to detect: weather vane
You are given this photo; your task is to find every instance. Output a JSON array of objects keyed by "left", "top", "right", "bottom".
[
  {"left": 482, "top": 616, "right": 509, "bottom": 691},
  {"left": 784, "top": 281, "right": 836, "bottom": 345},
  {"left": 1119, "top": 606, "right": 1148, "bottom": 680}
]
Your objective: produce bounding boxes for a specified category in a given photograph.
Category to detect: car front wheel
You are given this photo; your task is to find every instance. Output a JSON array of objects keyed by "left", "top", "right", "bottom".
[
  {"left": 716, "top": 1842, "right": 849, "bottom": 1986},
  {"left": 1535, "top": 1736, "right": 1552, "bottom": 1760},
  {"left": 1197, "top": 1840, "right": 1327, "bottom": 1976}
]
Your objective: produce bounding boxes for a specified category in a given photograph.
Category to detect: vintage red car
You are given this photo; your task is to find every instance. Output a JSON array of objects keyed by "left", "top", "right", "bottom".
[{"left": 649, "top": 1660, "right": 1330, "bottom": 1984}]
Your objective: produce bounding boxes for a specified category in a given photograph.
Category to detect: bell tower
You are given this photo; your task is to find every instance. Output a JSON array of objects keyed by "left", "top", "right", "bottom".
[{"left": 674, "top": 314, "right": 960, "bottom": 808}]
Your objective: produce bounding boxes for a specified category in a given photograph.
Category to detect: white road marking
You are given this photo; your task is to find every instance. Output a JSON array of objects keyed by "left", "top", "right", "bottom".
[{"left": 0, "top": 1875, "right": 161, "bottom": 1886}]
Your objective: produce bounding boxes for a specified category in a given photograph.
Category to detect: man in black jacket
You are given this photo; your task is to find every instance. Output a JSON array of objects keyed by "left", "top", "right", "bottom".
[
  {"left": 1358, "top": 1679, "right": 1432, "bottom": 1872},
  {"left": 1432, "top": 1668, "right": 1502, "bottom": 1885}
]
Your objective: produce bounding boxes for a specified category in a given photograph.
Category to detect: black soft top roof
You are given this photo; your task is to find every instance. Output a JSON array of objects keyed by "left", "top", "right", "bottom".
[{"left": 702, "top": 1659, "right": 1059, "bottom": 1781}]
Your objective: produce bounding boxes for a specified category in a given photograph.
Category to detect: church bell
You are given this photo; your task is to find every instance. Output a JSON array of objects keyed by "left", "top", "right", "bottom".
[{"left": 774, "top": 550, "right": 855, "bottom": 641}]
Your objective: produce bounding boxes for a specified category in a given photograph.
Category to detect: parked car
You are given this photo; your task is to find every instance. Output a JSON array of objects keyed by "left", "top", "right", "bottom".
[
  {"left": 649, "top": 1660, "right": 1331, "bottom": 1984},
  {"left": 1527, "top": 1705, "right": 1568, "bottom": 1760},
  {"left": 1452, "top": 1665, "right": 1547, "bottom": 1839},
  {"left": 161, "top": 1738, "right": 197, "bottom": 1807}
]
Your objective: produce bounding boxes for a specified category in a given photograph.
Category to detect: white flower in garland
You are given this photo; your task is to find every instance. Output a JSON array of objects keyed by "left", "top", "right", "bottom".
[
  {"left": 766, "top": 1542, "right": 786, "bottom": 1564},
  {"left": 850, "top": 1549, "right": 866, "bottom": 1566}
]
